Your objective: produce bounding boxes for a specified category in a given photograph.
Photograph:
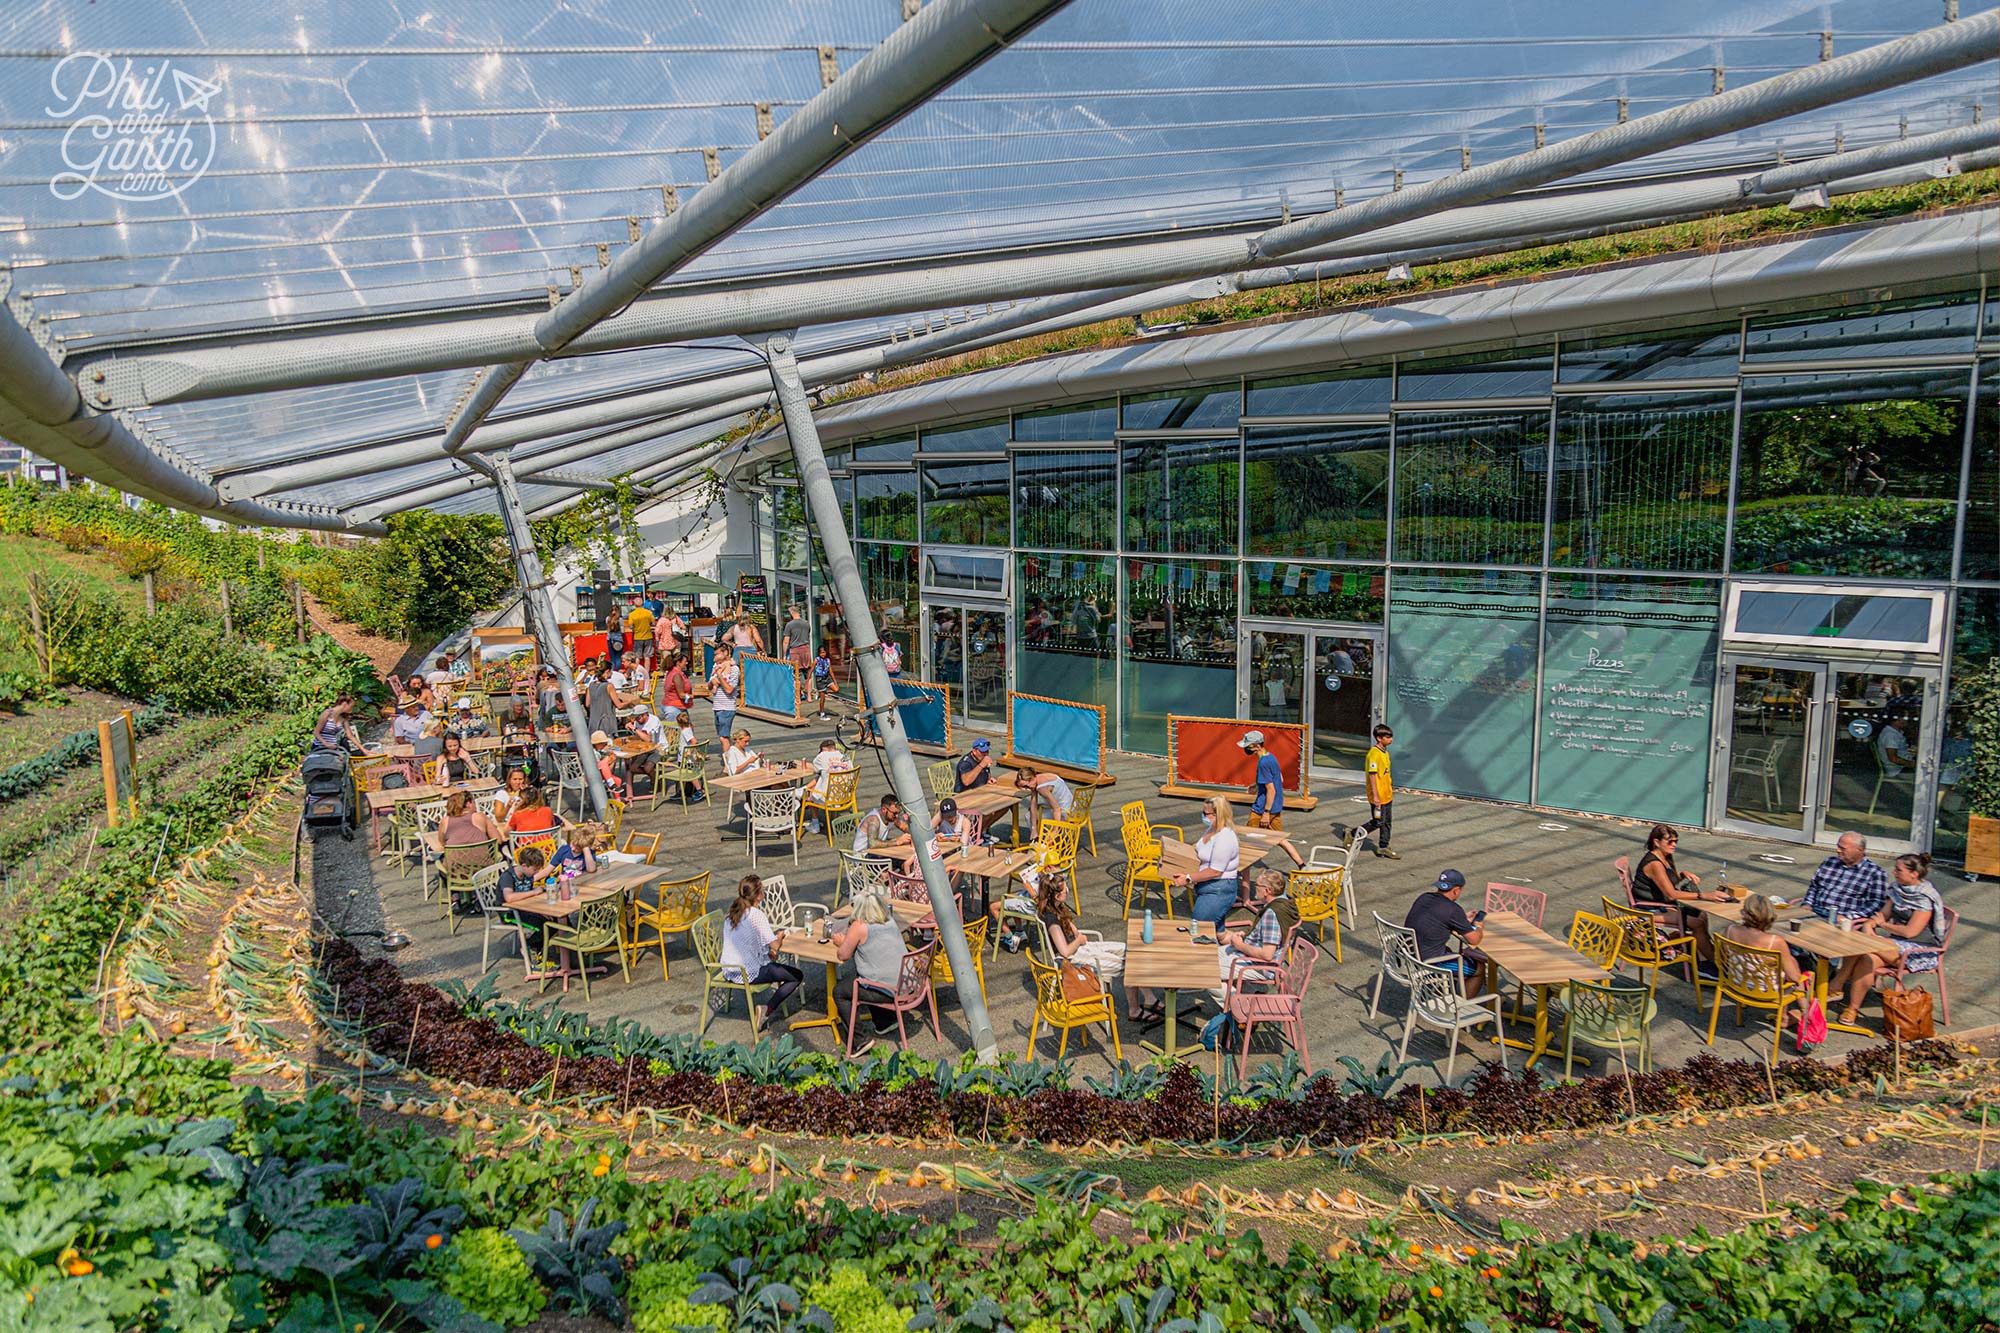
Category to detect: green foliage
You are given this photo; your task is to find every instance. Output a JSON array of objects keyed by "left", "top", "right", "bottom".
[
  {"left": 1960, "top": 658, "right": 2000, "bottom": 820},
  {"left": 0, "top": 702, "right": 172, "bottom": 805},
  {"left": 433, "top": 1229, "right": 545, "bottom": 1328},
  {"left": 800, "top": 1264, "right": 912, "bottom": 1333},
  {"left": 630, "top": 1260, "right": 729, "bottom": 1333},
  {"left": 0, "top": 670, "right": 56, "bottom": 713},
  {"left": 528, "top": 477, "right": 643, "bottom": 573}
]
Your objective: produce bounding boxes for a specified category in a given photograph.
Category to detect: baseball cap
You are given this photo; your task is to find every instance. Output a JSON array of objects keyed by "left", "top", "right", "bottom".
[
  {"left": 972, "top": 737, "right": 991, "bottom": 751},
  {"left": 1238, "top": 730, "right": 1265, "bottom": 749},
  {"left": 1434, "top": 870, "right": 1466, "bottom": 892},
  {"left": 939, "top": 798, "right": 958, "bottom": 818}
]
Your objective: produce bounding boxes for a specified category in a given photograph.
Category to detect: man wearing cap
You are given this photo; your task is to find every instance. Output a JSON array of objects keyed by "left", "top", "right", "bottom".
[
  {"left": 453, "top": 696, "right": 492, "bottom": 738},
  {"left": 954, "top": 737, "right": 994, "bottom": 792},
  {"left": 1240, "top": 731, "right": 1283, "bottom": 831},
  {"left": 391, "top": 694, "right": 431, "bottom": 745},
  {"left": 1403, "top": 870, "right": 1487, "bottom": 997}
]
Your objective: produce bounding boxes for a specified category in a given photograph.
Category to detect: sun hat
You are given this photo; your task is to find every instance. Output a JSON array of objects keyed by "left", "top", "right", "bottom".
[{"left": 589, "top": 730, "right": 612, "bottom": 747}]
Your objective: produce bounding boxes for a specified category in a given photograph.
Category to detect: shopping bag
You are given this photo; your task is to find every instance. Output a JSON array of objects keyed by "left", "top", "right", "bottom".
[
  {"left": 1794, "top": 997, "right": 1827, "bottom": 1052},
  {"left": 1880, "top": 985, "right": 1934, "bottom": 1040}
]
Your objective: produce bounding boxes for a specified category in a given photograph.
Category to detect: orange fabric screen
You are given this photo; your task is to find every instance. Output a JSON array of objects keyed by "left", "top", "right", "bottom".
[{"left": 1169, "top": 716, "right": 1306, "bottom": 793}]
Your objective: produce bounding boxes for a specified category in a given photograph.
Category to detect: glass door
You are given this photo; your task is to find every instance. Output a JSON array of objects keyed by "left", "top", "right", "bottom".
[
  {"left": 1239, "top": 622, "right": 1384, "bottom": 779},
  {"left": 924, "top": 601, "right": 1009, "bottom": 729},
  {"left": 925, "top": 604, "right": 965, "bottom": 701},
  {"left": 1821, "top": 668, "right": 1937, "bottom": 850},
  {"left": 1714, "top": 657, "right": 1826, "bottom": 840},
  {"left": 1246, "top": 627, "right": 1308, "bottom": 730}
]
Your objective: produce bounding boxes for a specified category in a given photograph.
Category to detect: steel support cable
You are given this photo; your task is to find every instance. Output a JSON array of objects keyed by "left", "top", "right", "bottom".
[{"left": 78, "top": 11, "right": 1999, "bottom": 416}]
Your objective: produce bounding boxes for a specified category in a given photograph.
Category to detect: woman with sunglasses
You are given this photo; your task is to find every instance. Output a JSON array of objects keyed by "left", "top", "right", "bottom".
[{"left": 1633, "top": 824, "right": 1729, "bottom": 970}]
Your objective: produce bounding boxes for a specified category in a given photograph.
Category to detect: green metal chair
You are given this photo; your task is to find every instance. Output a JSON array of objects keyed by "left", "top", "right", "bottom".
[
  {"left": 690, "top": 908, "right": 778, "bottom": 1035},
  {"left": 1562, "top": 977, "right": 1656, "bottom": 1079},
  {"left": 655, "top": 737, "right": 710, "bottom": 813},
  {"left": 438, "top": 839, "right": 499, "bottom": 933},
  {"left": 540, "top": 897, "right": 631, "bottom": 1002},
  {"left": 926, "top": 758, "right": 957, "bottom": 807}
]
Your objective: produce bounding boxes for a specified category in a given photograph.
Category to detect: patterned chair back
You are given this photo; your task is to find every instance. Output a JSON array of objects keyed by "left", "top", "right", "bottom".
[
  {"left": 1287, "top": 868, "right": 1344, "bottom": 924},
  {"left": 1712, "top": 934, "right": 1786, "bottom": 1003},
  {"left": 747, "top": 785, "right": 800, "bottom": 831},
  {"left": 816, "top": 769, "right": 860, "bottom": 809},
  {"left": 566, "top": 898, "right": 623, "bottom": 950},
  {"left": 1599, "top": 897, "right": 1671, "bottom": 965},
  {"left": 1279, "top": 935, "right": 1320, "bottom": 998},
  {"left": 1566, "top": 976, "right": 1652, "bottom": 1038},
  {"left": 471, "top": 790, "right": 501, "bottom": 821},
  {"left": 1566, "top": 911, "right": 1625, "bottom": 971},
  {"left": 932, "top": 916, "right": 988, "bottom": 985},
  {"left": 689, "top": 910, "right": 725, "bottom": 972},
  {"left": 1119, "top": 801, "right": 1161, "bottom": 861},
  {"left": 1372, "top": 912, "right": 1420, "bottom": 985},
  {"left": 889, "top": 942, "right": 937, "bottom": 1005},
  {"left": 470, "top": 864, "right": 506, "bottom": 911},
  {"left": 1483, "top": 882, "right": 1546, "bottom": 928},
  {"left": 1034, "top": 817, "right": 1082, "bottom": 869},
  {"left": 440, "top": 840, "right": 497, "bottom": 878},
  {"left": 1410, "top": 960, "right": 1467, "bottom": 1026}
]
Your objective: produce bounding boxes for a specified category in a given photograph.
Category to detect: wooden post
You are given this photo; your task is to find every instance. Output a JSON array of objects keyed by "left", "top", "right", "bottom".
[
  {"left": 26, "top": 572, "right": 48, "bottom": 680},
  {"left": 99, "top": 719, "right": 120, "bottom": 827},
  {"left": 219, "top": 580, "right": 233, "bottom": 638},
  {"left": 293, "top": 582, "right": 307, "bottom": 644},
  {"left": 143, "top": 572, "right": 157, "bottom": 616},
  {"left": 256, "top": 536, "right": 267, "bottom": 570}
]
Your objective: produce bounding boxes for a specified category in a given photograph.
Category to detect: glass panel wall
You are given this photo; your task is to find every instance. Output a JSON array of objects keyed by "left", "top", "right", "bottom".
[
  {"left": 1014, "top": 399, "right": 1116, "bottom": 442},
  {"left": 854, "top": 469, "right": 918, "bottom": 542},
  {"left": 1012, "top": 449, "right": 1116, "bottom": 550},
  {"left": 1960, "top": 359, "right": 2000, "bottom": 580},
  {"left": 1123, "top": 557, "right": 1239, "bottom": 755},
  {"left": 1121, "top": 382, "right": 1242, "bottom": 431},
  {"left": 1538, "top": 575, "right": 1720, "bottom": 825},
  {"left": 1243, "top": 423, "right": 1389, "bottom": 560},
  {"left": 1244, "top": 364, "right": 1392, "bottom": 416},
  {"left": 1016, "top": 551, "right": 1115, "bottom": 716},
  {"left": 1742, "top": 291, "right": 1979, "bottom": 363},
  {"left": 920, "top": 458, "right": 1009, "bottom": 546},
  {"left": 1548, "top": 390, "right": 1734, "bottom": 571},
  {"left": 1392, "top": 411, "right": 1549, "bottom": 565},
  {"left": 1385, "top": 569, "right": 1540, "bottom": 803},
  {"left": 1733, "top": 368, "right": 1969, "bottom": 579},
  {"left": 1244, "top": 562, "right": 1385, "bottom": 622},
  {"left": 1396, "top": 343, "right": 1553, "bottom": 400},
  {"left": 1558, "top": 322, "right": 1742, "bottom": 383},
  {"left": 852, "top": 433, "right": 915, "bottom": 463},
  {"left": 1122, "top": 437, "right": 1241, "bottom": 554},
  {"left": 856, "top": 542, "right": 919, "bottom": 675},
  {"left": 920, "top": 418, "right": 1010, "bottom": 452}
]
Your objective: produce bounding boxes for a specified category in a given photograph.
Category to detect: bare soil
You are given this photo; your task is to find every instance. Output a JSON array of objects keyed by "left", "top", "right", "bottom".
[
  {"left": 0, "top": 686, "right": 137, "bottom": 769},
  {"left": 302, "top": 592, "right": 428, "bottom": 688}
]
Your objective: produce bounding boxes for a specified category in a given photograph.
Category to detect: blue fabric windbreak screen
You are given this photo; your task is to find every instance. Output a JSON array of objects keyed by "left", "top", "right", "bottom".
[
  {"left": 891, "top": 679, "right": 950, "bottom": 750},
  {"left": 741, "top": 655, "right": 796, "bottom": 716},
  {"left": 1010, "top": 693, "right": 1103, "bottom": 773}
]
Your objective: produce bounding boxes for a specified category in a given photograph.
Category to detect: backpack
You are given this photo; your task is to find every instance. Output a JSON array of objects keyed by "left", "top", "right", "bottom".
[{"left": 882, "top": 641, "right": 903, "bottom": 673}]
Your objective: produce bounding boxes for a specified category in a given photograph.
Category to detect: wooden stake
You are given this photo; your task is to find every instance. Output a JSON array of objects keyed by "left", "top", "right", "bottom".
[
  {"left": 1978, "top": 1106, "right": 1989, "bottom": 1173},
  {"left": 219, "top": 579, "right": 233, "bottom": 638},
  {"left": 404, "top": 1003, "right": 421, "bottom": 1069},
  {"left": 143, "top": 572, "right": 157, "bottom": 616}
]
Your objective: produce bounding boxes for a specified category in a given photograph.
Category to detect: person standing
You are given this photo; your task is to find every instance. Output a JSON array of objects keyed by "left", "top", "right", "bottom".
[
  {"left": 605, "top": 608, "right": 626, "bottom": 669},
  {"left": 625, "top": 598, "right": 656, "bottom": 672},
  {"left": 1241, "top": 730, "right": 1283, "bottom": 831},
  {"left": 709, "top": 643, "right": 741, "bottom": 742},
  {"left": 1344, "top": 724, "right": 1400, "bottom": 860},
  {"left": 782, "top": 604, "right": 812, "bottom": 699}
]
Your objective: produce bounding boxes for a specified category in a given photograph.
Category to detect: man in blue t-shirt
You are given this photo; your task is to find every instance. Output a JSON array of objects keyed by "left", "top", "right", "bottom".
[{"left": 1241, "top": 730, "right": 1284, "bottom": 831}]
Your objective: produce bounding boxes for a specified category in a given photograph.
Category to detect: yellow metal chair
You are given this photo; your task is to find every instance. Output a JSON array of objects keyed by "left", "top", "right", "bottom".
[
  {"left": 625, "top": 871, "right": 711, "bottom": 981},
  {"left": 1025, "top": 946, "right": 1121, "bottom": 1063},
  {"left": 1118, "top": 801, "right": 1185, "bottom": 920},
  {"left": 926, "top": 758, "right": 958, "bottom": 807},
  {"left": 1601, "top": 896, "right": 1702, "bottom": 1004},
  {"left": 799, "top": 769, "right": 859, "bottom": 848},
  {"left": 1706, "top": 935, "right": 1798, "bottom": 1065},
  {"left": 1067, "top": 782, "right": 1100, "bottom": 857},
  {"left": 620, "top": 831, "right": 662, "bottom": 864},
  {"left": 507, "top": 827, "right": 559, "bottom": 863},
  {"left": 1286, "top": 866, "right": 1345, "bottom": 960},
  {"left": 541, "top": 898, "right": 631, "bottom": 1002},
  {"left": 602, "top": 797, "right": 627, "bottom": 844},
  {"left": 930, "top": 914, "right": 989, "bottom": 1004},
  {"left": 1018, "top": 817, "right": 1084, "bottom": 909},
  {"left": 420, "top": 758, "right": 440, "bottom": 785},
  {"left": 1566, "top": 910, "right": 1626, "bottom": 972}
]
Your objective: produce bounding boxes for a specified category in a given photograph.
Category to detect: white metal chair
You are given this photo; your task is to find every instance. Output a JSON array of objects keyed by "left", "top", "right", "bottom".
[
  {"left": 471, "top": 789, "right": 502, "bottom": 822},
  {"left": 471, "top": 865, "right": 530, "bottom": 976},
  {"left": 755, "top": 873, "right": 828, "bottom": 932},
  {"left": 837, "top": 849, "right": 893, "bottom": 906},
  {"left": 746, "top": 786, "right": 802, "bottom": 868},
  {"left": 1397, "top": 960, "right": 1508, "bottom": 1084},
  {"left": 1307, "top": 842, "right": 1358, "bottom": 927},
  {"left": 552, "top": 749, "right": 588, "bottom": 819},
  {"left": 1367, "top": 912, "right": 1422, "bottom": 1018}
]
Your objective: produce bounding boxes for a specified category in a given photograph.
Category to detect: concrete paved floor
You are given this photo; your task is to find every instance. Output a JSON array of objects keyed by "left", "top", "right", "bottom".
[{"left": 316, "top": 717, "right": 1994, "bottom": 1086}]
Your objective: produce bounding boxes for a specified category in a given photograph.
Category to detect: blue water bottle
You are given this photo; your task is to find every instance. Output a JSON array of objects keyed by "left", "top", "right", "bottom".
[{"left": 1142, "top": 909, "right": 1154, "bottom": 944}]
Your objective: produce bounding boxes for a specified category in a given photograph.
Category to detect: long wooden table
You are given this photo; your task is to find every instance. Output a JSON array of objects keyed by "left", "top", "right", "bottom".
[
  {"left": 712, "top": 761, "right": 813, "bottom": 824},
  {"left": 363, "top": 777, "right": 501, "bottom": 850},
  {"left": 1474, "top": 909, "right": 1610, "bottom": 1070},
  {"left": 1786, "top": 918, "right": 1900, "bottom": 1037},
  {"left": 376, "top": 736, "right": 509, "bottom": 758},
  {"left": 949, "top": 784, "right": 1026, "bottom": 844},
  {"left": 1123, "top": 917, "right": 1220, "bottom": 1060},
  {"left": 1683, "top": 896, "right": 1809, "bottom": 925},
  {"left": 776, "top": 899, "right": 937, "bottom": 1037}
]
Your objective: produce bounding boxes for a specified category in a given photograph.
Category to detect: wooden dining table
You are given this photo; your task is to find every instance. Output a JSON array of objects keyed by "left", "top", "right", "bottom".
[
  {"left": 941, "top": 845, "right": 1039, "bottom": 918},
  {"left": 712, "top": 761, "right": 813, "bottom": 824},
  {"left": 1124, "top": 917, "right": 1221, "bottom": 1060},
  {"left": 1782, "top": 918, "right": 1900, "bottom": 1037},
  {"left": 363, "top": 777, "right": 501, "bottom": 850},
  {"left": 504, "top": 861, "right": 661, "bottom": 989},
  {"left": 775, "top": 899, "right": 935, "bottom": 1037},
  {"left": 1474, "top": 909, "right": 1610, "bottom": 1070},
  {"left": 1155, "top": 829, "right": 1304, "bottom": 882},
  {"left": 949, "top": 784, "right": 1027, "bottom": 844},
  {"left": 376, "top": 736, "right": 508, "bottom": 758}
]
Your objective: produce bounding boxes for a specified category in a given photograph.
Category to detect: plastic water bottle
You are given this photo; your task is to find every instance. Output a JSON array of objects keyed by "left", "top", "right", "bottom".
[{"left": 1142, "top": 909, "right": 1154, "bottom": 945}]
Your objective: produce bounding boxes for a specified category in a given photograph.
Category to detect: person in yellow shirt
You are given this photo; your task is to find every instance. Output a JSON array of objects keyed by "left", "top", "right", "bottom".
[
  {"left": 1351, "top": 723, "right": 1400, "bottom": 860},
  {"left": 625, "top": 601, "right": 657, "bottom": 670}
]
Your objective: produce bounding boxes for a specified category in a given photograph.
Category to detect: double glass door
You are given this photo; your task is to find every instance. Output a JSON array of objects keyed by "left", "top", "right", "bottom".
[
  {"left": 1240, "top": 621, "right": 1383, "bottom": 777},
  {"left": 923, "top": 601, "right": 1008, "bottom": 729},
  {"left": 1713, "top": 655, "right": 1938, "bottom": 851}
]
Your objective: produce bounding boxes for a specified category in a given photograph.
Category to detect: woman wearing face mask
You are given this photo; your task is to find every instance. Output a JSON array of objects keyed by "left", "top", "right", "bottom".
[{"left": 1172, "top": 795, "right": 1240, "bottom": 928}]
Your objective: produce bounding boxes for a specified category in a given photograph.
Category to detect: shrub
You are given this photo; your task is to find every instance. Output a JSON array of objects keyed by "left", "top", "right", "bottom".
[
  {"left": 801, "top": 1264, "right": 913, "bottom": 1333},
  {"left": 629, "top": 1260, "right": 728, "bottom": 1333},
  {"left": 435, "top": 1227, "right": 546, "bottom": 1327}
]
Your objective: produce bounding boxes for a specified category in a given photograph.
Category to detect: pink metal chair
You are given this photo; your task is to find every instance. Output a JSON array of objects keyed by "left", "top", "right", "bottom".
[
  {"left": 845, "top": 941, "right": 941, "bottom": 1055},
  {"left": 1890, "top": 905, "right": 1957, "bottom": 1025},
  {"left": 1616, "top": 854, "right": 1678, "bottom": 926},
  {"left": 1225, "top": 936, "right": 1320, "bottom": 1082},
  {"left": 1483, "top": 882, "right": 1546, "bottom": 928},
  {"left": 882, "top": 870, "right": 957, "bottom": 925}
]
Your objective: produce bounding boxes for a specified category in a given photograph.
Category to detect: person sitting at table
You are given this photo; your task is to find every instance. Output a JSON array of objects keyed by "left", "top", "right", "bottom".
[
  {"left": 1207, "top": 866, "right": 1297, "bottom": 1011},
  {"left": 1632, "top": 823, "right": 1727, "bottom": 969},
  {"left": 625, "top": 703, "right": 668, "bottom": 784},
  {"left": 802, "top": 739, "right": 853, "bottom": 834},
  {"left": 954, "top": 737, "right": 994, "bottom": 792},
  {"left": 547, "top": 826, "right": 598, "bottom": 879},
  {"left": 424, "top": 654, "right": 454, "bottom": 693},
  {"left": 1829, "top": 852, "right": 1947, "bottom": 1027},
  {"left": 506, "top": 786, "right": 557, "bottom": 837},
  {"left": 719, "top": 875, "right": 805, "bottom": 1031},
  {"left": 391, "top": 693, "right": 430, "bottom": 745},
  {"left": 500, "top": 696, "right": 535, "bottom": 740},
  {"left": 1014, "top": 765, "right": 1075, "bottom": 835},
  {"left": 855, "top": 794, "right": 912, "bottom": 861},
  {"left": 1403, "top": 869, "right": 1486, "bottom": 998},
  {"left": 1719, "top": 892, "right": 1812, "bottom": 1001},
  {"left": 722, "top": 729, "right": 763, "bottom": 777},
  {"left": 311, "top": 694, "right": 364, "bottom": 753},
  {"left": 492, "top": 767, "right": 531, "bottom": 824},
  {"left": 436, "top": 733, "right": 480, "bottom": 785},
  {"left": 1170, "top": 795, "right": 1240, "bottom": 928},
  {"left": 499, "top": 846, "right": 556, "bottom": 962},
  {"left": 588, "top": 730, "right": 627, "bottom": 801},
  {"left": 835, "top": 891, "right": 907, "bottom": 1052},
  {"left": 439, "top": 789, "right": 502, "bottom": 849},
  {"left": 1803, "top": 831, "right": 1891, "bottom": 926},
  {"left": 536, "top": 668, "right": 562, "bottom": 728},
  {"left": 1031, "top": 868, "right": 1158, "bottom": 1022},
  {"left": 452, "top": 697, "right": 491, "bottom": 739}
]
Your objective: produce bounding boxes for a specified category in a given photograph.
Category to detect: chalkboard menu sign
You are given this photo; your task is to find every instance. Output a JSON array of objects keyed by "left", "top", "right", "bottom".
[
  {"left": 1539, "top": 579, "right": 1719, "bottom": 826},
  {"left": 736, "top": 574, "right": 771, "bottom": 642}
]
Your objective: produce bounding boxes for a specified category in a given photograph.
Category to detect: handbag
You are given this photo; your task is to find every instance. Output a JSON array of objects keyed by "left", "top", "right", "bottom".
[
  {"left": 1880, "top": 984, "right": 1934, "bottom": 1040},
  {"left": 1794, "top": 996, "right": 1827, "bottom": 1051},
  {"left": 1058, "top": 960, "right": 1101, "bottom": 1004}
]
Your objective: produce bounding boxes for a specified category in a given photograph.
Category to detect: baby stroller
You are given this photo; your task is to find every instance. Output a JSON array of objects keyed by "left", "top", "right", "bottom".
[{"left": 301, "top": 748, "right": 355, "bottom": 839}]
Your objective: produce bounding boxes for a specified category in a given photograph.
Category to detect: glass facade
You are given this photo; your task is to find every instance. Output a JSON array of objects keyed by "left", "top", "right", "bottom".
[{"left": 755, "top": 282, "right": 1996, "bottom": 859}]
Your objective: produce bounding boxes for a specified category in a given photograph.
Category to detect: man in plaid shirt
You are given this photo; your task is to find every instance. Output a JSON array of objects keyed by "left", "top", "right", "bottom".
[
  {"left": 1211, "top": 868, "right": 1299, "bottom": 1001},
  {"left": 1803, "top": 831, "right": 1890, "bottom": 922}
]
